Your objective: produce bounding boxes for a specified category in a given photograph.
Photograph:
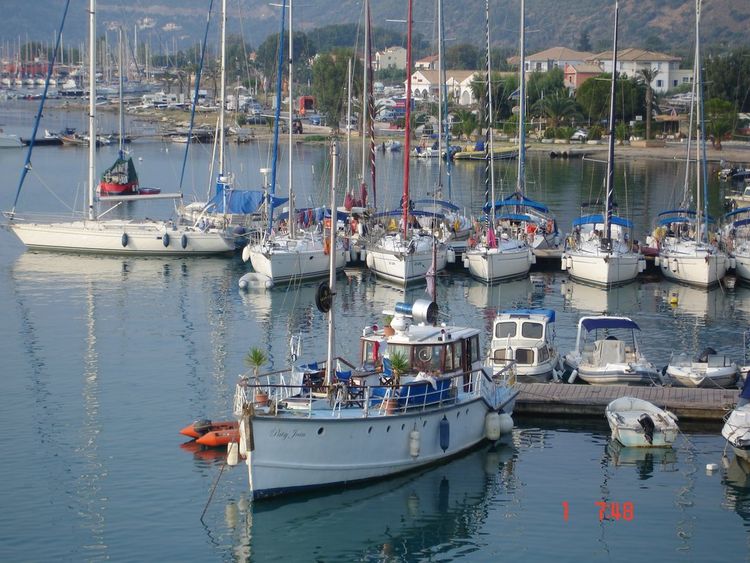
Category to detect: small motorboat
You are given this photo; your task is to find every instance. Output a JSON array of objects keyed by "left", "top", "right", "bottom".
[
  {"left": 665, "top": 347, "right": 739, "bottom": 388},
  {"left": 563, "top": 316, "right": 664, "bottom": 385},
  {"left": 605, "top": 397, "right": 679, "bottom": 447},
  {"left": 195, "top": 428, "right": 239, "bottom": 447},
  {"left": 179, "top": 419, "right": 238, "bottom": 439},
  {"left": 486, "top": 308, "right": 561, "bottom": 382},
  {"left": 722, "top": 377, "right": 750, "bottom": 460}
]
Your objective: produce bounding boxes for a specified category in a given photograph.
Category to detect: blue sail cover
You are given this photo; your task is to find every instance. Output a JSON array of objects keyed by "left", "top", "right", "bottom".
[
  {"left": 497, "top": 213, "right": 534, "bottom": 222},
  {"left": 412, "top": 199, "right": 460, "bottom": 212},
  {"left": 373, "top": 209, "right": 446, "bottom": 220},
  {"left": 483, "top": 194, "right": 550, "bottom": 214},
  {"left": 725, "top": 207, "right": 750, "bottom": 220},
  {"left": 207, "top": 183, "right": 267, "bottom": 214},
  {"left": 581, "top": 317, "right": 640, "bottom": 331},
  {"left": 572, "top": 214, "right": 633, "bottom": 228},
  {"left": 502, "top": 308, "right": 555, "bottom": 322}
]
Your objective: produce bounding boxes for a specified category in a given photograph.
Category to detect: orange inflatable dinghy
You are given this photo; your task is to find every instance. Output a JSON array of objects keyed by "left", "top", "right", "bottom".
[
  {"left": 180, "top": 419, "right": 238, "bottom": 439},
  {"left": 196, "top": 429, "right": 240, "bottom": 447}
]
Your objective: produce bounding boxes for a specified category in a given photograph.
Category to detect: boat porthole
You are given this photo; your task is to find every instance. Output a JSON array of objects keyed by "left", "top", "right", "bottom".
[
  {"left": 401, "top": 424, "right": 405, "bottom": 431},
  {"left": 465, "top": 408, "right": 469, "bottom": 415},
  {"left": 317, "top": 427, "right": 324, "bottom": 435},
  {"left": 163, "top": 233, "right": 170, "bottom": 247},
  {"left": 181, "top": 234, "right": 188, "bottom": 249},
  {"left": 457, "top": 411, "right": 461, "bottom": 418},
  {"left": 422, "top": 420, "right": 427, "bottom": 427},
  {"left": 386, "top": 425, "right": 391, "bottom": 432},
  {"left": 121, "top": 233, "right": 128, "bottom": 247},
  {"left": 368, "top": 426, "right": 373, "bottom": 434}
]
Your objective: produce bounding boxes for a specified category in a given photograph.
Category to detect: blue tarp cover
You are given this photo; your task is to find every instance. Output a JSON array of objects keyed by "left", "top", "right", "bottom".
[
  {"left": 658, "top": 209, "right": 696, "bottom": 217},
  {"left": 483, "top": 193, "right": 550, "bottom": 214},
  {"left": 412, "top": 199, "right": 460, "bottom": 212},
  {"left": 207, "top": 184, "right": 265, "bottom": 214},
  {"left": 502, "top": 308, "right": 555, "bottom": 322},
  {"left": 725, "top": 207, "right": 750, "bottom": 219},
  {"left": 572, "top": 214, "right": 633, "bottom": 228},
  {"left": 497, "top": 213, "right": 534, "bottom": 222},
  {"left": 581, "top": 317, "right": 640, "bottom": 331},
  {"left": 373, "top": 209, "right": 446, "bottom": 220}
]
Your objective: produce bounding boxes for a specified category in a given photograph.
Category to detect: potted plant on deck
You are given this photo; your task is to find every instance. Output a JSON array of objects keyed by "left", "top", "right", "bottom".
[
  {"left": 384, "top": 350, "right": 409, "bottom": 414},
  {"left": 244, "top": 347, "right": 269, "bottom": 406},
  {"left": 383, "top": 314, "right": 395, "bottom": 337}
]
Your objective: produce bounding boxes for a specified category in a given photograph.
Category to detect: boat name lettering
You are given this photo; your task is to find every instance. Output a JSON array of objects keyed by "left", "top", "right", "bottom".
[{"left": 270, "top": 428, "right": 307, "bottom": 440}]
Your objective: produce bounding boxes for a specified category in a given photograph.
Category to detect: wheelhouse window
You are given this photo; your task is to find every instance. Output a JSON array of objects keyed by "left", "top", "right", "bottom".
[
  {"left": 493, "top": 348, "right": 511, "bottom": 364},
  {"left": 413, "top": 344, "right": 443, "bottom": 372},
  {"left": 515, "top": 348, "right": 534, "bottom": 365},
  {"left": 539, "top": 346, "right": 550, "bottom": 363},
  {"left": 495, "top": 322, "right": 517, "bottom": 339},
  {"left": 521, "top": 322, "right": 543, "bottom": 339}
]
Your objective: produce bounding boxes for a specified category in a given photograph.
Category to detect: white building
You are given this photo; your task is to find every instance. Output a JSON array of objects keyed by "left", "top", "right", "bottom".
[
  {"left": 407, "top": 69, "right": 482, "bottom": 106},
  {"left": 375, "top": 46, "right": 407, "bottom": 71},
  {"left": 589, "top": 48, "right": 692, "bottom": 93},
  {"left": 523, "top": 46, "right": 594, "bottom": 73}
]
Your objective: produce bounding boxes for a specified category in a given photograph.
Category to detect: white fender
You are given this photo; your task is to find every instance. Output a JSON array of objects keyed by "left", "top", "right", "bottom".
[
  {"left": 227, "top": 442, "right": 239, "bottom": 466},
  {"left": 497, "top": 413, "right": 514, "bottom": 434},
  {"left": 485, "top": 412, "right": 501, "bottom": 441},
  {"left": 409, "top": 430, "right": 420, "bottom": 458}
]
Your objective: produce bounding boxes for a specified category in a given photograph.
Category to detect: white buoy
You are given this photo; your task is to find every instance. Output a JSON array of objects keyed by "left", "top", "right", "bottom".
[
  {"left": 497, "top": 413, "right": 514, "bottom": 434},
  {"left": 485, "top": 412, "right": 501, "bottom": 441},
  {"left": 706, "top": 463, "right": 719, "bottom": 474},
  {"left": 409, "top": 430, "right": 420, "bottom": 458},
  {"left": 366, "top": 252, "right": 374, "bottom": 269},
  {"left": 227, "top": 442, "right": 239, "bottom": 466},
  {"left": 569, "top": 369, "right": 578, "bottom": 384}
]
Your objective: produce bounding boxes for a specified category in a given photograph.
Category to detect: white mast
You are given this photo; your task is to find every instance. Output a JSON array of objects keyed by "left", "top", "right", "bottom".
[
  {"left": 360, "top": 0, "right": 370, "bottom": 189},
  {"left": 325, "top": 140, "right": 338, "bottom": 386},
  {"left": 87, "top": 0, "right": 96, "bottom": 220},
  {"left": 288, "top": 0, "right": 295, "bottom": 238},
  {"left": 218, "top": 0, "right": 227, "bottom": 176},
  {"left": 346, "top": 58, "right": 352, "bottom": 196},
  {"left": 516, "top": 0, "right": 526, "bottom": 194}
]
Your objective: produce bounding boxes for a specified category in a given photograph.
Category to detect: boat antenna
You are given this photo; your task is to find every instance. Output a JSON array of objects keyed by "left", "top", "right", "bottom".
[{"left": 10, "top": 0, "right": 71, "bottom": 214}]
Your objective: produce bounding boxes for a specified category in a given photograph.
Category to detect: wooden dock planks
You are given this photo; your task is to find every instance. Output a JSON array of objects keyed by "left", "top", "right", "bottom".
[{"left": 514, "top": 383, "right": 739, "bottom": 421}]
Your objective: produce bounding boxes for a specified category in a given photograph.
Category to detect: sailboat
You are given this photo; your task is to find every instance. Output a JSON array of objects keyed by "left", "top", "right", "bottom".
[
  {"left": 560, "top": 0, "right": 645, "bottom": 287},
  {"left": 230, "top": 140, "right": 517, "bottom": 499},
  {"left": 176, "top": 0, "right": 267, "bottom": 239},
  {"left": 4, "top": 0, "right": 234, "bottom": 256},
  {"left": 655, "top": 0, "right": 728, "bottom": 288},
  {"left": 365, "top": 0, "right": 448, "bottom": 285},
  {"left": 242, "top": 0, "right": 346, "bottom": 283},
  {"left": 462, "top": 0, "right": 535, "bottom": 284},
  {"left": 490, "top": 0, "right": 562, "bottom": 261}
]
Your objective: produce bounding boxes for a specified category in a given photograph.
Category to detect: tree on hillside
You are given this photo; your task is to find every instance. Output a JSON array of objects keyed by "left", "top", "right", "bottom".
[
  {"left": 577, "top": 29, "right": 592, "bottom": 53},
  {"left": 446, "top": 44, "right": 481, "bottom": 70},
  {"left": 311, "top": 50, "right": 354, "bottom": 128},
  {"left": 636, "top": 67, "right": 659, "bottom": 140},
  {"left": 532, "top": 93, "right": 580, "bottom": 128},
  {"left": 255, "top": 31, "right": 316, "bottom": 87},
  {"left": 526, "top": 67, "right": 565, "bottom": 109},
  {"left": 576, "top": 72, "right": 645, "bottom": 124},
  {"left": 705, "top": 47, "right": 750, "bottom": 113},
  {"left": 705, "top": 98, "right": 735, "bottom": 150}
]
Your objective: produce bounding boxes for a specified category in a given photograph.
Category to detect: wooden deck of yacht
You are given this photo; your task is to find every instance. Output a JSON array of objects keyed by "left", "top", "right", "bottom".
[{"left": 514, "top": 383, "right": 740, "bottom": 421}]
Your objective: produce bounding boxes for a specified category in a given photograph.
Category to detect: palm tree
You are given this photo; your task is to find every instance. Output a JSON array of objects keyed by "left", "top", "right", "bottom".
[
  {"left": 532, "top": 93, "right": 580, "bottom": 128},
  {"left": 637, "top": 67, "right": 659, "bottom": 140},
  {"left": 451, "top": 108, "right": 477, "bottom": 141}
]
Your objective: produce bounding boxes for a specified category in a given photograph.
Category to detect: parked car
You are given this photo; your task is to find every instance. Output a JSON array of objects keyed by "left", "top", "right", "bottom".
[{"left": 570, "top": 129, "right": 588, "bottom": 141}]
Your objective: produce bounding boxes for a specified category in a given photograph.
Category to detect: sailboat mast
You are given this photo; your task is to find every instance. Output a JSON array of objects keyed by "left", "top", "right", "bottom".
[
  {"left": 288, "top": 0, "right": 295, "bottom": 239},
  {"left": 325, "top": 139, "right": 338, "bottom": 387},
  {"left": 87, "top": 0, "right": 96, "bottom": 221},
  {"left": 516, "top": 0, "right": 526, "bottom": 194},
  {"left": 436, "top": 0, "right": 443, "bottom": 189},
  {"left": 438, "top": 0, "right": 451, "bottom": 198},
  {"left": 218, "top": 0, "right": 226, "bottom": 175},
  {"left": 695, "top": 0, "right": 706, "bottom": 243},
  {"left": 346, "top": 58, "right": 352, "bottom": 196},
  {"left": 402, "top": 0, "right": 413, "bottom": 240},
  {"left": 485, "top": 0, "right": 496, "bottom": 228},
  {"left": 360, "top": 0, "right": 369, "bottom": 195},
  {"left": 268, "top": 0, "right": 286, "bottom": 235},
  {"left": 604, "top": 0, "right": 619, "bottom": 245},
  {"left": 118, "top": 27, "right": 124, "bottom": 159}
]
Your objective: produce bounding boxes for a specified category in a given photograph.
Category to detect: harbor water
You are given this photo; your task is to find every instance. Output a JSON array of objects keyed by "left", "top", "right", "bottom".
[{"left": 1, "top": 106, "right": 750, "bottom": 561}]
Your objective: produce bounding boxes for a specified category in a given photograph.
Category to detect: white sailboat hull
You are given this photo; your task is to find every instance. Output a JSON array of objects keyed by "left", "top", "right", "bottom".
[
  {"left": 366, "top": 234, "right": 448, "bottom": 284},
  {"left": 563, "top": 250, "right": 644, "bottom": 287},
  {"left": 243, "top": 395, "right": 511, "bottom": 498},
  {"left": 463, "top": 247, "right": 533, "bottom": 283},
  {"left": 665, "top": 358, "right": 738, "bottom": 388},
  {"left": 732, "top": 249, "right": 750, "bottom": 282},
  {"left": 658, "top": 243, "right": 729, "bottom": 287},
  {"left": 248, "top": 245, "right": 347, "bottom": 283},
  {"left": 8, "top": 218, "right": 235, "bottom": 255},
  {"left": 723, "top": 404, "right": 750, "bottom": 459}
]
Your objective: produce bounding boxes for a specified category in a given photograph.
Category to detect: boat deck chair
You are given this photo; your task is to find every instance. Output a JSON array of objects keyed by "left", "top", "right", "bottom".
[{"left": 335, "top": 369, "right": 364, "bottom": 407}]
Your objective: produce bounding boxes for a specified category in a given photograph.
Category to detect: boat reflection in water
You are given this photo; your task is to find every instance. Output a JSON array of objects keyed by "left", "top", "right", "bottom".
[
  {"left": 606, "top": 439, "right": 678, "bottom": 480},
  {"left": 656, "top": 281, "right": 729, "bottom": 321},
  {"left": 218, "top": 443, "right": 516, "bottom": 562},
  {"left": 722, "top": 453, "right": 750, "bottom": 524},
  {"left": 560, "top": 278, "right": 642, "bottom": 315}
]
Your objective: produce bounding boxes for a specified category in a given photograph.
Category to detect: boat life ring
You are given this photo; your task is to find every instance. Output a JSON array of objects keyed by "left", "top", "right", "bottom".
[
  {"left": 121, "top": 233, "right": 129, "bottom": 247},
  {"left": 181, "top": 234, "right": 188, "bottom": 249},
  {"left": 163, "top": 233, "right": 170, "bottom": 247},
  {"left": 526, "top": 223, "right": 537, "bottom": 235}
]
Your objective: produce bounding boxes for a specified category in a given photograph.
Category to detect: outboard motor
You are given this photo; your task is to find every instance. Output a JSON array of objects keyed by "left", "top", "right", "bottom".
[{"left": 638, "top": 413, "right": 656, "bottom": 445}]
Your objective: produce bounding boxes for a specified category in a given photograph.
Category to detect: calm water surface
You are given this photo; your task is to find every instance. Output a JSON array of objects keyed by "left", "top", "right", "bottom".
[{"left": 1, "top": 102, "right": 749, "bottom": 561}]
